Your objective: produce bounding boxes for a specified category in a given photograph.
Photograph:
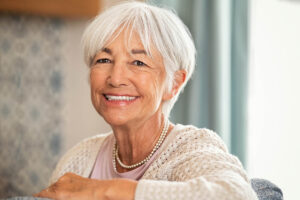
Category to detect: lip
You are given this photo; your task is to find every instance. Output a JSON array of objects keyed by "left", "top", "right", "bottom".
[
  {"left": 103, "top": 93, "right": 139, "bottom": 97},
  {"left": 102, "top": 93, "right": 140, "bottom": 107}
]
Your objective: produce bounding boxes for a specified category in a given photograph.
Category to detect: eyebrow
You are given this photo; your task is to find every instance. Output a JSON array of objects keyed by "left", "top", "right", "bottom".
[
  {"left": 101, "top": 48, "right": 147, "bottom": 55},
  {"left": 101, "top": 48, "right": 112, "bottom": 54},
  {"left": 131, "top": 49, "right": 147, "bottom": 55}
]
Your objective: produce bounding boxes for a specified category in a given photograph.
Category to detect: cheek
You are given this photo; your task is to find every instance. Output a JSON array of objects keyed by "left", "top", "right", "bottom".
[
  {"left": 89, "top": 71, "right": 105, "bottom": 106},
  {"left": 90, "top": 70, "right": 105, "bottom": 89},
  {"left": 139, "top": 74, "right": 165, "bottom": 105}
]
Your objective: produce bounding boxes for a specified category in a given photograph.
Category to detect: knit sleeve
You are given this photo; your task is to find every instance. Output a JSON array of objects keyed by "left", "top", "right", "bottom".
[{"left": 135, "top": 128, "right": 258, "bottom": 200}]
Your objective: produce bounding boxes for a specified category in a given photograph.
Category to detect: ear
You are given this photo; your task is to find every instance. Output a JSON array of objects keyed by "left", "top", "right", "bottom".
[{"left": 163, "top": 69, "right": 187, "bottom": 101}]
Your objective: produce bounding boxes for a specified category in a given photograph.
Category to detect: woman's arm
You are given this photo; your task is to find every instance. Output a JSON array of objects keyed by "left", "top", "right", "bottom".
[
  {"left": 133, "top": 129, "right": 258, "bottom": 200},
  {"left": 135, "top": 168, "right": 257, "bottom": 200},
  {"left": 34, "top": 172, "right": 137, "bottom": 200}
]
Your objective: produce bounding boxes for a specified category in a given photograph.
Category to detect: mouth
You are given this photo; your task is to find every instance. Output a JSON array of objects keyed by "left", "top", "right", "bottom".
[{"left": 103, "top": 94, "right": 139, "bottom": 101}]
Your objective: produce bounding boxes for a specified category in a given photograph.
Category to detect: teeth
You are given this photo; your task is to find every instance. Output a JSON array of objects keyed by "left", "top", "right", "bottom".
[{"left": 105, "top": 95, "right": 136, "bottom": 101}]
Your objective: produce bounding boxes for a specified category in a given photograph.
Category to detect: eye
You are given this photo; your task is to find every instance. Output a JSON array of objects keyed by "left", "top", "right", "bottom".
[
  {"left": 95, "top": 58, "right": 111, "bottom": 64},
  {"left": 132, "top": 60, "right": 147, "bottom": 67}
]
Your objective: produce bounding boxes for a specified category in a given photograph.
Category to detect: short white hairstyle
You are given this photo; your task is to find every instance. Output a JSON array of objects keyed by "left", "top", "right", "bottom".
[{"left": 82, "top": 1, "right": 196, "bottom": 118}]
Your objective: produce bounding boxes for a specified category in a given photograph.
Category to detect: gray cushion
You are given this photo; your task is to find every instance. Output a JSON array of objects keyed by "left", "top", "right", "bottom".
[{"left": 251, "top": 178, "right": 283, "bottom": 200}]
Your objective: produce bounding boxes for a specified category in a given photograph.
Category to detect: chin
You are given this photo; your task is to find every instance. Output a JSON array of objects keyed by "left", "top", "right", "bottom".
[{"left": 102, "top": 114, "right": 133, "bottom": 127}]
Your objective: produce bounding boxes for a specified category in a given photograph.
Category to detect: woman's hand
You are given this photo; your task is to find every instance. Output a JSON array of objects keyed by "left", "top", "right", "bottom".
[{"left": 34, "top": 172, "right": 137, "bottom": 200}]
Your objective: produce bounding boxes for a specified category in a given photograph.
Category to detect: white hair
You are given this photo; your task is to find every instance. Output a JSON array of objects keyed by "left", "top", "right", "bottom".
[{"left": 82, "top": 1, "right": 196, "bottom": 118}]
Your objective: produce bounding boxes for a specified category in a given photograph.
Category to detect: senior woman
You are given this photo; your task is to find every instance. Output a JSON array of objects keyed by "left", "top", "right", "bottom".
[{"left": 35, "top": 2, "right": 258, "bottom": 200}]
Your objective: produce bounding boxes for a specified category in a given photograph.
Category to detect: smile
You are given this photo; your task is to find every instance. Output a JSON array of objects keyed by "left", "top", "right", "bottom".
[{"left": 103, "top": 94, "right": 138, "bottom": 101}]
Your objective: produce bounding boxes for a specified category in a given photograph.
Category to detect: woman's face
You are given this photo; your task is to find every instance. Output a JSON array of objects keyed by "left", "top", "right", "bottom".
[{"left": 90, "top": 31, "right": 170, "bottom": 126}]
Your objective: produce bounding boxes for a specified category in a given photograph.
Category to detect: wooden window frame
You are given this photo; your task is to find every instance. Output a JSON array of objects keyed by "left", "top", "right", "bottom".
[{"left": 0, "top": 0, "right": 100, "bottom": 18}]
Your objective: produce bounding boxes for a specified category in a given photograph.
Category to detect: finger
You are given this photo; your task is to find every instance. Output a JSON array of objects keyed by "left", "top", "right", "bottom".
[
  {"left": 32, "top": 193, "right": 39, "bottom": 197},
  {"left": 34, "top": 187, "right": 57, "bottom": 199},
  {"left": 33, "top": 187, "right": 48, "bottom": 197}
]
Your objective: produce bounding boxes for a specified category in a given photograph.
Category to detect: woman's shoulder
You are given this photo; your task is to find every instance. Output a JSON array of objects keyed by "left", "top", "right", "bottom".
[
  {"left": 143, "top": 124, "right": 244, "bottom": 181},
  {"left": 171, "top": 124, "right": 228, "bottom": 152},
  {"left": 173, "top": 123, "right": 221, "bottom": 137},
  {"left": 63, "top": 132, "right": 113, "bottom": 158},
  {"left": 76, "top": 132, "right": 113, "bottom": 147},
  {"left": 49, "top": 132, "right": 113, "bottom": 184}
]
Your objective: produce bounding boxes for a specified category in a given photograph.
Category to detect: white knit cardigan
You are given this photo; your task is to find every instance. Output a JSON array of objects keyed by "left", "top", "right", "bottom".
[{"left": 50, "top": 125, "right": 258, "bottom": 200}]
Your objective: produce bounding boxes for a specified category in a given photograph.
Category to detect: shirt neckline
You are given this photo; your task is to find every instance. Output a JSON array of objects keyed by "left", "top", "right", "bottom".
[{"left": 111, "top": 123, "right": 183, "bottom": 175}]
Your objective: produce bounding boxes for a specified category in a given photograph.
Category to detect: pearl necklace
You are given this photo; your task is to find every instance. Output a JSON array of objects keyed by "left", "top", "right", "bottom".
[{"left": 112, "top": 120, "right": 169, "bottom": 170}]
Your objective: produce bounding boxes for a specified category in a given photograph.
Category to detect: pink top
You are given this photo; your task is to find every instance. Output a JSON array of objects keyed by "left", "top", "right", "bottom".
[{"left": 90, "top": 124, "right": 180, "bottom": 180}]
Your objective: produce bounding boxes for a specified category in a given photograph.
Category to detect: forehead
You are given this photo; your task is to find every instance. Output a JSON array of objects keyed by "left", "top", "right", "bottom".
[
  {"left": 103, "top": 28, "right": 159, "bottom": 57},
  {"left": 110, "top": 30, "right": 144, "bottom": 48}
]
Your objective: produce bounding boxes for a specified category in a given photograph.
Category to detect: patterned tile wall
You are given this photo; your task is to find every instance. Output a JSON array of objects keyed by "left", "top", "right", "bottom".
[{"left": 0, "top": 14, "right": 64, "bottom": 198}]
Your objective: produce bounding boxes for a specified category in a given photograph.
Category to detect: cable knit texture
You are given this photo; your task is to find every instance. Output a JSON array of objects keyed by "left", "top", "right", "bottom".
[{"left": 50, "top": 125, "right": 258, "bottom": 200}]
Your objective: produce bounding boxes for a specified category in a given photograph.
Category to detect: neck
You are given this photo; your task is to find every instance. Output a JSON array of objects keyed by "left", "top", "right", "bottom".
[{"left": 112, "top": 114, "right": 171, "bottom": 172}]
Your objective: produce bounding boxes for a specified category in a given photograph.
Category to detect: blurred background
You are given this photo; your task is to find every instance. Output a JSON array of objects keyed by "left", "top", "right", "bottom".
[{"left": 0, "top": 0, "right": 299, "bottom": 199}]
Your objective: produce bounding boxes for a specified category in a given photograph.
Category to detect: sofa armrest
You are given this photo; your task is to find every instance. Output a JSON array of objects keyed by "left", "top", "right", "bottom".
[{"left": 251, "top": 178, "right": 283, "bottom": 200}]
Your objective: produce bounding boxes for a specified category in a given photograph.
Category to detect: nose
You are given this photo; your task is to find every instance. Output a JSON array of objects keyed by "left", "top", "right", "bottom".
[{"left": 107, "top": 62, "right": 128, "bottom": 88}]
